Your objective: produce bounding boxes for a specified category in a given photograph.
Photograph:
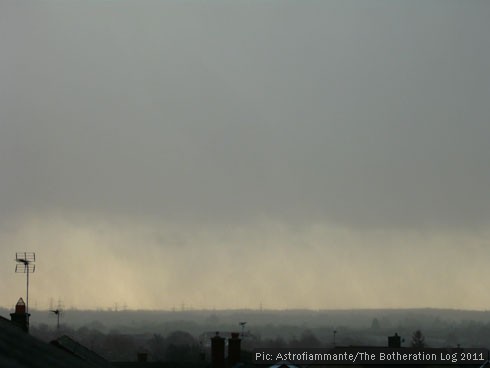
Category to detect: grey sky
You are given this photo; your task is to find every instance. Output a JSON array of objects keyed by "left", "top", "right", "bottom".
[{"left": 1, "top": 1, "right": 489, "bottom": 310}]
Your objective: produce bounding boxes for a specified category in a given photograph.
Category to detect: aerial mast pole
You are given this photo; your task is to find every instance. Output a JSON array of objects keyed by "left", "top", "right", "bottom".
[{"left": 15, "top": 252, "right": 36, "bottom": 317}]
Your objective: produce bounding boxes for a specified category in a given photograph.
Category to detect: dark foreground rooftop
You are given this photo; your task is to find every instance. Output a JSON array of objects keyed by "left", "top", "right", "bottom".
[{"left": 0, "top": 316, "right": 103, "bottom": 368}]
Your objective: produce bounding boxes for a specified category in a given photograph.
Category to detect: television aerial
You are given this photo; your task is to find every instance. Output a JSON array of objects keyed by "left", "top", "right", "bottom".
[
  {"left": 15, "top": 252, "right": 36, "bottom": 318},
  {"left": 50, "top": 308, "right": 64, "bottom": 330},
  {"left": 239, "top": 322, "right": 247, "bottom": 338}
]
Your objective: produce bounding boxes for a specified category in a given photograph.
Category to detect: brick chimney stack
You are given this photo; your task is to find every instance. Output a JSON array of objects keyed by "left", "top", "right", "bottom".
[
  {"left": 10, "top": 298, "right": 30, "bottom": 332},
  {"left": 388, "top": 333, "right": 401, "bottom": 347},
  {"left": 211, "top": 332, "right": 225, "bottom": 368},
  {"left": 228, "top": 332, "right": 241, "bottom": 367}
]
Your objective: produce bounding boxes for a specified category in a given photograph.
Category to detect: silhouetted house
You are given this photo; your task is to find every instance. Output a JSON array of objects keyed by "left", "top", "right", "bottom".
[
  {"left": 0, "top": 316, "right": 105, "bottom": 368},
  {"left": 387, "top": 333, "right": 401, "bottom": 347},
  {"left": 269, "top": 362, "right": 300, "bottom": 368},
  {"left": 51, "top": 335, "right": 111, "bottom": 367},
  {"left": 0, "top": 298, "right": 110, "bottom": 368},
  {"left": 113, "top": 362, "right": 209, "bottom": 368},
  {"left": 335, "top": 332, "right": 404, "bottom": 349}
]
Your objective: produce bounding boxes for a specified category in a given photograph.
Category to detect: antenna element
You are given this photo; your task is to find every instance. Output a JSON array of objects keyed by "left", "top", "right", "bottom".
[{"left": 15, "top": 252, "right": 36, "bottom": 318}]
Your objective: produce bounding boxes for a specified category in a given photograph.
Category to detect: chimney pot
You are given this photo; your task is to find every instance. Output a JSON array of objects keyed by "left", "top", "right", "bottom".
[
  {"left": 15, "top": 298, "right": 26, "bottom": 314},
  {"left": 10, "top": 298, "right": 29, "bottom": 332}
]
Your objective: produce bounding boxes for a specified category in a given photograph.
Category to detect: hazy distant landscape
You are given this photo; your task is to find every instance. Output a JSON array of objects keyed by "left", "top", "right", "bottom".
[
  {"left": 19, "top": 308, "right": 490, "bottom": 333},
  {"left": 3, "top": 307, "right": 490, "bottom": 361}
]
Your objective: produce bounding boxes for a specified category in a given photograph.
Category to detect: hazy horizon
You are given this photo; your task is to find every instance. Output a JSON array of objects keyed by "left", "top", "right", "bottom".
[{"left": 1, "top": 1, "right": 489, "bottom": 310}]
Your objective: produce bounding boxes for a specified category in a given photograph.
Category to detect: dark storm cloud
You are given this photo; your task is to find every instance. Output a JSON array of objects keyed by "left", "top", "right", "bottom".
[{"left": 1, "top": 0, "right": 489, "bottom": 229}]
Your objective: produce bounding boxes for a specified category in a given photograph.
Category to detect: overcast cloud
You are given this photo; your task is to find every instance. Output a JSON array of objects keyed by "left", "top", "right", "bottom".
[{"left": 1, "top": 1, "right": 489, "bottom": 310}]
